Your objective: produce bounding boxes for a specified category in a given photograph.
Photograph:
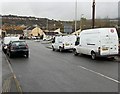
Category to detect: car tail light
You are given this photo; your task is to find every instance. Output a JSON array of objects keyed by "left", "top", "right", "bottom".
[{"left": 11, "top": 46, "right": 14, "bottom": 50}]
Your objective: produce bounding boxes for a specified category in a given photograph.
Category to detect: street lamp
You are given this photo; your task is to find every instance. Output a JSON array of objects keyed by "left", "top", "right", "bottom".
[
  {"left": 75, "top": 0, "right": 77, "bottom": 32},
  {"left": 80, "top": 14, "right": 84, "bottom": 30}
]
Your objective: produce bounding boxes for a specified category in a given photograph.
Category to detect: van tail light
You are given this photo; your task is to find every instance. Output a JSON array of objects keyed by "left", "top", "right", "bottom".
[{"left": 98, "top": 47, "right": 101, "bottom": 55}]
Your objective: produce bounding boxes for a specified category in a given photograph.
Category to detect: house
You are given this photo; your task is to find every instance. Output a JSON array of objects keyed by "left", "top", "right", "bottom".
[
  {"left": 6, "top": 30, "right": 23, "bottom": 34},
  {"left": 29, "top": 26, "right": 45, "bottom": 37},
  {"left": 43, "top": 28, "right": 62, "bottom": 40},
  {"left": 1, "top": 30, "right": 6, "bottom": 38},
  {"left": 23, "top": 26, "right": 35, "bottom": 37}
]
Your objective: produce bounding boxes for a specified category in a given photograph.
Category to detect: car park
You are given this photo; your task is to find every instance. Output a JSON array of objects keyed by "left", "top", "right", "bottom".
[
  {"left": 6, "top": 40, "right": 29, "bottom": 58},
  {"left": 2, "top": 36, "right": 20, "bottom": 53}
]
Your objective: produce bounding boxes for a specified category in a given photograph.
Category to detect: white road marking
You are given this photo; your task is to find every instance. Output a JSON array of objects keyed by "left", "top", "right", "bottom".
[{"left": 77, "top": 65, "right": 120, "bottom": 84}]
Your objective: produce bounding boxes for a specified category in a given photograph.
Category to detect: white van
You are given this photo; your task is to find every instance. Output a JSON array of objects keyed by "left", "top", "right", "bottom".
[
  {"left": 52, "top": 35, "right": 77, "bottom": 52},
  {"left": 2, "top": 36, "right": 20, "bottom": 53},
  {"left": 73, "top": 28, "right": 119, "bottom": 59}
]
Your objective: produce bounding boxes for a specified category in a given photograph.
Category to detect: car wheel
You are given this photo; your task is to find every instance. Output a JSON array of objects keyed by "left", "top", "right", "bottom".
[
  {"left": 91, "top": 52, "right": 96, "bottom": 60},
  {"left": 73, "top": 49, "right": 79, "bottom": 56}
]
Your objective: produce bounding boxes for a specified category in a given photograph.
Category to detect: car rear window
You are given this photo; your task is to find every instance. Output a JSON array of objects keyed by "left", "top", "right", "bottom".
[{"left": 12, "top": 41, "right": 26, "bottom": 46}]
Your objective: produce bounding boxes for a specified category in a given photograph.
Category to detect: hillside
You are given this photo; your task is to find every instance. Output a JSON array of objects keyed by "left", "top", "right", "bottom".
[{"left": 1, "top": 15, "right": 119, "bottom": 34}]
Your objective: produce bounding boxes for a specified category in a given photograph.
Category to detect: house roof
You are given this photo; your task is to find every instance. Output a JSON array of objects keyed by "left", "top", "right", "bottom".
[
  {"left": 6, "top": 30, "right": 23, "bottom": 34},
  {"left": 44, "top": 32, "right": 58, "bottom": 36},
  {"left": 26, "top": 26, "right": 35, "bottom": 30}
]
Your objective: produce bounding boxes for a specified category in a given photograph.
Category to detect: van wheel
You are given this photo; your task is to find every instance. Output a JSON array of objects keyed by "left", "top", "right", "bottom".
[
  {"left": 59, "top": 47, "right": 63, "bottom": 52},
  {"left": 52, "top": 46, "right": 55, "bottom": 51},
  {"left": 91, "top": 52, "right": 96, "bottom": 60},
  {"left": 73, "top": 49, "right": 79, "bottom": 56}
]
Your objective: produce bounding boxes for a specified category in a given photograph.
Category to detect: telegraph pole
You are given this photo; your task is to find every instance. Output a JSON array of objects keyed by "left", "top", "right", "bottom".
[{"left": 92, "top": 0, "right": 95, "bottom": 28}]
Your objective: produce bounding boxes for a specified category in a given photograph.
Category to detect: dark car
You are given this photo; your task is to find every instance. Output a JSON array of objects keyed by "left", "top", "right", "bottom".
[{"left": 6, "top": 40, "right": 29, "bottom": 58}]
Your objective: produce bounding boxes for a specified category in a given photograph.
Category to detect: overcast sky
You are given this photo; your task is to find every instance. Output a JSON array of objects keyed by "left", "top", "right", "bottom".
[{"left": 0, "top": 0, "right": 119, "bottom": 21}]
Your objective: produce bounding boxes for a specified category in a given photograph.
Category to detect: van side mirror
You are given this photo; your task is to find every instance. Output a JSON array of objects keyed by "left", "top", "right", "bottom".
[
  {"left": 75, "top": 37, "right": 80, "bottom": 46},
  {"left": 75, "top": 41, "right": 79, "bottom": 46},
  {"left": 52, "top": 38, "right": 55, "bottom": 43},
  {"left": 1, "top": 41, "right": 3, "bottom": 44}
]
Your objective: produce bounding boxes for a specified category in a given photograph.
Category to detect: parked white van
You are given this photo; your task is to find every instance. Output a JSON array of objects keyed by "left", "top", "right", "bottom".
[
  {"left": 73, "top": 28, "right": 119, "bottom": 60},
  {"left": 52, "top": 35, "right": 77, "bottom": 52}
]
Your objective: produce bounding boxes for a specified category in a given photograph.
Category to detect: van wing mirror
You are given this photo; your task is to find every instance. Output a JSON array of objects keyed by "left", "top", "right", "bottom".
[
  {"left": 1, "top": 41, "right": 3, "bottom": 44},
  {"left": 52, "top": 38, "right": 55, "bottom": 43},
  {"left": 75, "top": 41, "right": 79, "bottom": 46}
]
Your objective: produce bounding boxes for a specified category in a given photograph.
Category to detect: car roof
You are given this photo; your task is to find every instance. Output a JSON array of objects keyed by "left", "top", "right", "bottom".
[{"left": 11, "top": 40, "right": 25, "bottom": 42}]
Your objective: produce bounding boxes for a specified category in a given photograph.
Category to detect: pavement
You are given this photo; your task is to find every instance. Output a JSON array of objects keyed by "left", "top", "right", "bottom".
[{"left": 2, "top": 48, "right": 20, "bottom": 92}]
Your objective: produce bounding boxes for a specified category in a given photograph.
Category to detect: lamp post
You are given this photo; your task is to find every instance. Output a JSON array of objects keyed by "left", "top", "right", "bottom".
[
  {"left": 75, "top": 0, "right": 77, "bottom": 32},
  {"left": 92, "top": 0, "right": 95, "bottom": 28},
  {"left": 80, "top": 14, "right": 84, "bottom": 30}
]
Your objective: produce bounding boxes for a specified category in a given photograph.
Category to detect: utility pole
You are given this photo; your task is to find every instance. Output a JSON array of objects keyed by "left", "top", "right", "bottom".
[
  {"left": 80, "top": 14, "right": 84, "bottom": 30},
  {"left": 75, "top": 0, "right": 77, "bottom": 32},
  {"left": 92, "top": 0, "right": 95, "bottom": 28}
]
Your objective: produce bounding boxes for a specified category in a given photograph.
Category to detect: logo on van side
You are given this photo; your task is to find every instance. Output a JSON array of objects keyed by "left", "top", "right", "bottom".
[{"left": 110, "top": 29, "right": 114, "bottom": 33}]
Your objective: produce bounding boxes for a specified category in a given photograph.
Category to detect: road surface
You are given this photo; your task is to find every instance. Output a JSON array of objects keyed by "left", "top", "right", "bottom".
[{"left": 7, "top": 40, "right": 119, "bottom": 92}]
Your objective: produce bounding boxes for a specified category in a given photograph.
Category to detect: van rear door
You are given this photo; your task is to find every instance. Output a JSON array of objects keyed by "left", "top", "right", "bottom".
[
  {"left": 108, "top": 28, "right": 118, "bottom": 55},
  {"left": 101, "top": 29, "right": 110, "bottom": 55}
]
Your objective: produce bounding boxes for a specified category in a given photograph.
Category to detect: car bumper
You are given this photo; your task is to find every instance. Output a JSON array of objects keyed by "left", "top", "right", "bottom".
[
  {"left": 63, "top": 46, "right": 74, "bottom": 50},
  {"left": 11, "top": 50, "right": 29, "bottom": 55}
]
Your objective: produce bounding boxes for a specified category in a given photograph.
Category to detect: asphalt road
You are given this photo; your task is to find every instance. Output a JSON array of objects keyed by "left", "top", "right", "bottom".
[{"left": 7, "top": 40, "right": 119, "bottom": 92}]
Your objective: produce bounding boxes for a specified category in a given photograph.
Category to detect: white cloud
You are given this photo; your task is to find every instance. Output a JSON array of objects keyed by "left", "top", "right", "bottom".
[{"left": 1, "top": 1, "right": 119, "bottom": 21}]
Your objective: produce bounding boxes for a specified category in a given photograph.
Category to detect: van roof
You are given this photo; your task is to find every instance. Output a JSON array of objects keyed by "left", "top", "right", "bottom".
[
  {"left": 81, "top": 28, "right": 116, "bottom": 33},
  {"left": 82, "top": 28, "right": 116, "bottom": 31}
]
